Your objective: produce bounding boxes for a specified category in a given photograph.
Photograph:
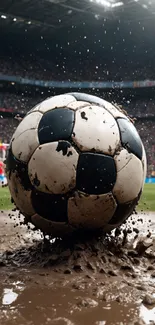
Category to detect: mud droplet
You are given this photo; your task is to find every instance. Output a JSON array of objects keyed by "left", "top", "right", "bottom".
[
  {"left": 81, "top": 111, "right": 88, "bottom": 121},
  {"left": 33, "top": 173, "right": 40, "bottom": 187},
  {"left": 142, "top": 294, "right": 155, "bottom": 306},
  {"left": 56, "top": 141, "right": 71, "bottom": 156}
]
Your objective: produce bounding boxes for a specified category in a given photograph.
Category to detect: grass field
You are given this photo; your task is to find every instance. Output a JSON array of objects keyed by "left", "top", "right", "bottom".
[
  {"left": 0, "top": 184, "right": 155, "bottom": 212},
  {"left": 0, "top": 186, "right": 13, "bottom": 211},
  {"left": 137, "top": 183, "right": 155, "bottom": 212}
]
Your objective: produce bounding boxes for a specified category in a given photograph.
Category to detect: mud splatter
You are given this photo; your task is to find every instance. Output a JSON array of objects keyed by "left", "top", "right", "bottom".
[{"left": 0, "top": 210, "right": 155, "bottom": 325}]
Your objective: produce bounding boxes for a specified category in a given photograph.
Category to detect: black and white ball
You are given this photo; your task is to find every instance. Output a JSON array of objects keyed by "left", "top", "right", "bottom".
[{"left": 6, "top": 93, "right": 147, "bottom": 236}]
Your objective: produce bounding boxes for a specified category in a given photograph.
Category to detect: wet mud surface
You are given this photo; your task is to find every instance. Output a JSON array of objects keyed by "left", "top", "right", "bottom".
[{"left": 0, "top": 211, "right": 155, "bottom": 325}]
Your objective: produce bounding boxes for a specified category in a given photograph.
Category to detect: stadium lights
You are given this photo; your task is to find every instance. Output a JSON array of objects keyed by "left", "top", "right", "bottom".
[
  {"left": 111, "top": 1, "right": 123, "bottom": 7},
  {"left": 1, "top": 15, "right": 7, "bottom": 19},
  {"left": 96, "top": 0, "right": 111, "bottom": 7},
  {"left": 89, "top": 0, "right": 123, "bottom": 8},
  {"left": 133, "top": 0, "right": 151, "bottom": 10}
]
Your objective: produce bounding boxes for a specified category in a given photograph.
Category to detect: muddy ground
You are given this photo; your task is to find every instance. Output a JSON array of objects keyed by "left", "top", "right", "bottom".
[{"left": 0, "top": 210, "right": 155, "bottom": 325}]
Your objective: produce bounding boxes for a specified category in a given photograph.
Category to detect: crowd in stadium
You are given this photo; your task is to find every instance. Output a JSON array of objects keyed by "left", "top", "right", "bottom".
[
  {"left": 1, "top": 93, "right": 155, "bottom": 117},
  {"left": 0, "top": 93, "right": 40, "bottom": 114},
  {"left": 125, "top": 100, "right": 155, "bottom": 117},
  {"left": 136, "top": 120, "right": 155, "bottom": 174},
  {"left": 0, "top": 55, "right": 155, "bottom": 81},
  {"left": 0, "top": 118, "right": 18, "bottom": 143}
]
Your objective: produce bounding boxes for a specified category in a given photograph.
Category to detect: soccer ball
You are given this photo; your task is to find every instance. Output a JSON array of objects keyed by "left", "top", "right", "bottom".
[{"left": 6, "top": 92, "right": 147, "bottom": 236}]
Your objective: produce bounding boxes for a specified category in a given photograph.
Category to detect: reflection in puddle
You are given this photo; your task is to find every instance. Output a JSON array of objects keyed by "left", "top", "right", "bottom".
[
  {"left": 0, "top": 275, "right": 155, "bottom": 325},
  {"left": 0, "top": 212, "right": 155, "bottom": 325},
  {"left": 139, "top": 299, "right": 155, "bottom": 324},
  {"left": 2, "top": 289, "right": 18, "bottom": 306},
  {"left": 2, "top": 281, "right": 25, "bottom": 306}
]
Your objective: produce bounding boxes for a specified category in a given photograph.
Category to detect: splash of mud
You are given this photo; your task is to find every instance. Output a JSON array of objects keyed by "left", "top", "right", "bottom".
[{"left": 0, "top": 210, "right": 155, "bottom": 325}]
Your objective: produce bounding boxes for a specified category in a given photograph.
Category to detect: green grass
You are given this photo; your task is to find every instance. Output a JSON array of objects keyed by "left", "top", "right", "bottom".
[
  {"left": 137, "top": 183, "right": 155, "bottom": 212},
  {"left": 0, "top": 184, "right": 155, "bottom": 212},
  {"left": 0, "top": 186, "right": 13, "bottom": 211}
]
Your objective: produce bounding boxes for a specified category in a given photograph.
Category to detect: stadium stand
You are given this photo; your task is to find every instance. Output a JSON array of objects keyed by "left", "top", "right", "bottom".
[{"left": 0, "top": 56, "right": 155, "bottom": 81}]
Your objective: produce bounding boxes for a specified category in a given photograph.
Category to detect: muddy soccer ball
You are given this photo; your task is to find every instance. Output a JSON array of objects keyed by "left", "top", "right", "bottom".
[{"left": 6, "top": 92, "right": 147, "bottom": 236}]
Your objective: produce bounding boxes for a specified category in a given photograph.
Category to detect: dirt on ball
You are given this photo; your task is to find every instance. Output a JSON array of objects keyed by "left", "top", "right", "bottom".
[{"left": 0, "top": 210, "right": 155, "bottom": 325}]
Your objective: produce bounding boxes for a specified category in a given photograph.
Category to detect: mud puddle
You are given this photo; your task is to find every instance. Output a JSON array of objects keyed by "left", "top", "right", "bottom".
[
  {"left": 0, "top": 211, "right": 155, "bottom": 325},
  {"left": 0, "top": 269, "right": 155, "bottom": 325}
]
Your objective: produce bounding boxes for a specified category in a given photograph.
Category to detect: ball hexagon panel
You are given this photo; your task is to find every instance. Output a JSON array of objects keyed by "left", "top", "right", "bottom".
[
  {"left": 102, "top": 102, "right": 129, "bottom": 119},
  {"left": 11, "top": 111, "right": 42, "bottom": 162},
  {"left": 27, "top": 103, "right": 42, "bottom": 115},
  {"left": 7, "top": 172, "right": 35, "bottom": 218},
  {"left": 103, "top": 195, "right": 140, "bottom": 232},
  {"left": 28, "top": 141, "right": 79, "bottom": 194},
  {"left": 76, "top": 152, "right": 116, "bottom": 195},
  {"left": 142, "top": 144, "right": 147, "bottom": 186},
  {"left": 6, "top": 148, "right": 32, "bottom": 190},
  {"left": 31, "top": 214, "right": 75, "bottom": 236},
  {"left": 108, "top": 193, "right": 141, "bottom": 225},
  {"left": 6, "top": 148, "right": 35, "bottom": 217},
  {"left": 72, "top": 105, "right": 120, "bottom": 155},
  {"left": 69, "top": 92, "right": 110, "bottom": 107},
  {"left": 12, "top": 129, "right": 40, "bottom": 163},
  {"left": 68, "top": 192, "right": 117, "bottom": 229},
  {"left": 12, "top": 111, "right": 42, "bottom": 140},
  {"left": 37, "top": 94, "right": 76, "bottom": 113},
  {"left": 68, "top": 92, "right": 128, "bottom": 119},
  {"left": 117, "top": 118, "right": 143, "bottom": 160},
  {"left": 31, "top": 190, "right": 68, "bottom": 222},
  {"left": 38, "top": 108, "right": 75, "bottom": 145},
  {"left": 67, "top": 100, "right": 90, "bottom": 110},
  {"left": 113, "top": 149, "right": 143, "bottom": 204}
]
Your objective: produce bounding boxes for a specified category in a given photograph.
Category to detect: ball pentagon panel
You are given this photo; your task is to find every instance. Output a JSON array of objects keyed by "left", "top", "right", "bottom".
[
  {"left": 72, "top": 105, "right": 120, "bottom": 155},
  {"left": 38, "top": 108, "right": 75, "bottom": 145},
  {"left": 28, "top": 141, "right": 79, "bottom": 194},
  {"left": 68, "top": 192, "right": 117, "bottom": 229},
  {"left": 31, "top": 190, "right": 68, "bottom": 222},
  {"left": 76, "top": 152, "right": 116, "bottom": 195},
  {"left": 31, "top": 214, "right": 75, "bottom": 236},
  {"left": 6, "top": 148, "right": 35, "bottom": 218},
  {"left": 117, "top": 118, "right": 143, "bottom": 160},
  {"left": 113, "top": 149, "right": 143, "bottom": 204}
]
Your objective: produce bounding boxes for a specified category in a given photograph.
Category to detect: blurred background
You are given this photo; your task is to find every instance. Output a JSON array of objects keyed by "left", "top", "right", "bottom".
[{"left": 0, "top": 0, "right": 155, "bottom": 180}]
